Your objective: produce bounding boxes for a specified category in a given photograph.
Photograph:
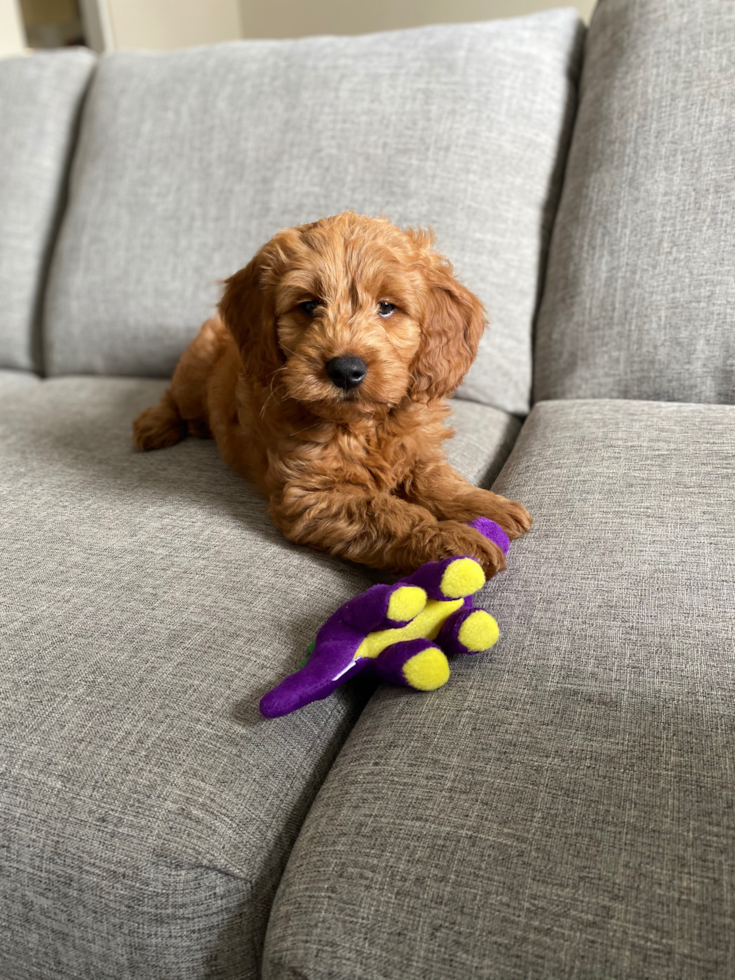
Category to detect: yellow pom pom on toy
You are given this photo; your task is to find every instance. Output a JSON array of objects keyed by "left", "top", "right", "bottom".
[
  {"left": 440, "top": 557, "right": 485, "bottom": 599},
  {"left": 402, "top": 645, "right": 451, "bottom": 691},
  {"left": 458, "top": 610, "right": 500, "bottom": 652},
  {"left": 387, "top": 585, "right": 427, "bottom": 622}
]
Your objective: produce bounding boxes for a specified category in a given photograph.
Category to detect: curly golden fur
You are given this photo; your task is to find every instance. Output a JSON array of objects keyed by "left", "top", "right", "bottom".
[{"left": 133, "top": 212, "right": 532, "bottom": 577}]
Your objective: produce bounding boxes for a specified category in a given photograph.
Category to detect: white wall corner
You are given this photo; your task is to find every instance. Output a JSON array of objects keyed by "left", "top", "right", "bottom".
[
  {"left": 0, "top": 0, "right": 26, "bottom": 57},
  {"left": 78, "top": 0, "right": 114, "bottom": 52}
]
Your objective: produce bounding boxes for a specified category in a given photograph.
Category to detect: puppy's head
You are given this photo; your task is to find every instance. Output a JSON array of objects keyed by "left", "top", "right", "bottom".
[{"left": 219, "top": 212, "right": 485, "bottom": 420}]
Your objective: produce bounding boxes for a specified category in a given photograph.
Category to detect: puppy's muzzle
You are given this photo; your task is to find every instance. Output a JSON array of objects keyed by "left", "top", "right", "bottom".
[{"left": 326, "top": 356, "right": 368, "bottom": 390}]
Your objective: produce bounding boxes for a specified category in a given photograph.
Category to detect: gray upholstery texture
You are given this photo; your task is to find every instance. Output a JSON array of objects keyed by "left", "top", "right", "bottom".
[
  {"left": 444, "top": 397, "right": 522, "bottom": 489},
  {"left": 0, "top": 49, "right": 95, "bottom": 373},
  {"left": 263, "top": 399, "right": 735, "bottom": 980},
  {"left": 534, "top": 0, "right": 735, "bottom": 405},
  {"left": 45, "top": 12, "right": 584, "bottom": 415},
  {"left": 0, "top": 369, "right": 40, "bottom": 393},
  {"left": 0, "top": 378, "right": 515, "bottom": 980}
]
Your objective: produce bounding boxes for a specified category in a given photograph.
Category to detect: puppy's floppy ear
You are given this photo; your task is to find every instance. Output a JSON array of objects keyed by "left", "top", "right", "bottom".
[
  {"left": 219, "top": 247, "right": 282, "bottom": 381},
  {"left": 411, "top": 258, "right": 486, "bottom": 400}
]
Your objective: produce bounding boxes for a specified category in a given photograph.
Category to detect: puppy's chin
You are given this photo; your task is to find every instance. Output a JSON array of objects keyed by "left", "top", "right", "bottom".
[{"left": 296, "top": 391, "right": 393, "bottom": 423}]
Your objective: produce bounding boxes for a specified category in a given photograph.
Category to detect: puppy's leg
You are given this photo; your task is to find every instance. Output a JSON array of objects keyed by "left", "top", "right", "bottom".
[
  {"left": 132, "top": 389, "right": 187, "bottom": 451},
  {"left": 406, "top": 458, "right": 533, "bottom": 541},
  {"left": 270, "top": 485, "right": 507, "bottom": 579},
  {"left": 133, "top": 316, "right": 227, "bottom": 451}
]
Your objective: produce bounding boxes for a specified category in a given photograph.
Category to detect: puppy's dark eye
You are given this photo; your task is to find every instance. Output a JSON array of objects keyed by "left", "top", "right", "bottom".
[
  {"left": 378, "top": 302, "right": 396, "bottom": 318},
  {"left": 300, "top": 300, "right": 321, "bottom": 316}
]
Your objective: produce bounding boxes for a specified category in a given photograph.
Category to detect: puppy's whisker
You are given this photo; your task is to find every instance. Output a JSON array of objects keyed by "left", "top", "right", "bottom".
[
  {"left": 288, "top": 420, "right": 325, "bottom": 437},
  {"left": 260, "top": 372, "right": 287, "bottom": 417},
  {"left": 261, "top": 383, "right": 289, "bottom": 418},
  {"left": 267, "top": 366, "right": 288, "bottom": 394}
]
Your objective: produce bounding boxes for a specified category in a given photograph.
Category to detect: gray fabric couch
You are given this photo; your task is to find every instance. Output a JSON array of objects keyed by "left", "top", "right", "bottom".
[{"left": 1, "top": 2, "right": 733, "bottom": 978}]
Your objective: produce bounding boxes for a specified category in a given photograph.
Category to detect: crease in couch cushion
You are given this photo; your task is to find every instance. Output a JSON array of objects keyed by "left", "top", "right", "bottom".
[
  {"left": 0, "top": 377, "right": 517, "bottom": 980},
  {"left": 44, "top": 12, "right": 584, "bottom": 416},
  {"left": 262, "top": 398, "right": 735, "bottom": 980},
  {"left": 0, "top": 49, "right": 95, "bottom": 373},
  {"left": 534, "top": 0, "right": 735, "bottom": 405}
]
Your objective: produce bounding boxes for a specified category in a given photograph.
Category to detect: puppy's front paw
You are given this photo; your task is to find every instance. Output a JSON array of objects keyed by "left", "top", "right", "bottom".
[
  {"left": 491, "top": 496, "right": 533, "bottom": 540},
  {"left": 431, "top": 521, "right": 506, "bottom": 582}
]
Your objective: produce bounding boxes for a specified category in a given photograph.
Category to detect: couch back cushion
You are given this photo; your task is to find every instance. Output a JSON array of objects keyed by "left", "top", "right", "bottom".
[
  {"left": 0, "top": 50, "right": 95, "bottom": 373},
  {"left": 45, "top": 14, "right": 582, "bottom": 415},
  {"left": 534, "top": 0, "right": 735, "bottom": 406}
]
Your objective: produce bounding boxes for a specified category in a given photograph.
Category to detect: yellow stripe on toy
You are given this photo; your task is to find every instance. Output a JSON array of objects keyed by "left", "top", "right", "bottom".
[{"left": 354, "top": 598, "right": 464, "bottom": 661}]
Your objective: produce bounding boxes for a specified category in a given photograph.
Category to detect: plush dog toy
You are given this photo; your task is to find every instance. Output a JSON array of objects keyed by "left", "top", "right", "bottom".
[{"left": 260, "top": 518, "right": 509, "bottom": 718}]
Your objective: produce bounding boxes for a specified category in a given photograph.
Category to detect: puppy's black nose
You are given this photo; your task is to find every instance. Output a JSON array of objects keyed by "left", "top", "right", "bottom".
[{"left": 326, "top": 356, "right": 368, "bottom": 390}]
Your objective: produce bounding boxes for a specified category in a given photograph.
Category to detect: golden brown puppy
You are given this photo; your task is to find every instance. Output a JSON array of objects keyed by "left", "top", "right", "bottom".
[{"left": 133, "top": 212, "right": 531, "bottom": 576}]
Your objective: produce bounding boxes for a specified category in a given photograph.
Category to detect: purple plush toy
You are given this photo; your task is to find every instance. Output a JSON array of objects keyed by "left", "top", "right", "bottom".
[{"left": 260, "top": 518, "right": 509, "bottom": 719}]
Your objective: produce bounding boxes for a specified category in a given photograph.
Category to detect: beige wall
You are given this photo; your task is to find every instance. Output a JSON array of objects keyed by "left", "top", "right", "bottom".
[
  {"left": 239, "top": 0, "right": 596, "bottom": 38},
  {"left": 5, "top": 0, "right": 594, "bottom": 54},
  {"left": 0, "top": 0, "right": 26, "bottom": 55},
  {"left": 105, "top": 0, "right": 241, "bottom": 50}
]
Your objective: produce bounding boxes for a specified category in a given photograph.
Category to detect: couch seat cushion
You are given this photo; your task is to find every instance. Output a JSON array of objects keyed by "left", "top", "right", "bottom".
[
  {"left": 0, "top": 50, "right": 95, "bottom": 372},
  {"left": 263, "top": 398, "right": 735, "bottom": 980},
  {"left": 0, "top": 377, "right": 515, "bottom": 980},
  {"left": 0, "top": 369, "right": 40, "bottom": 392},
  {"left": 534, "top": 0, "right": 735, "bottom": 405},
  {"left": 44, "top": 13, "right": 583, "bottom": 415}
]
